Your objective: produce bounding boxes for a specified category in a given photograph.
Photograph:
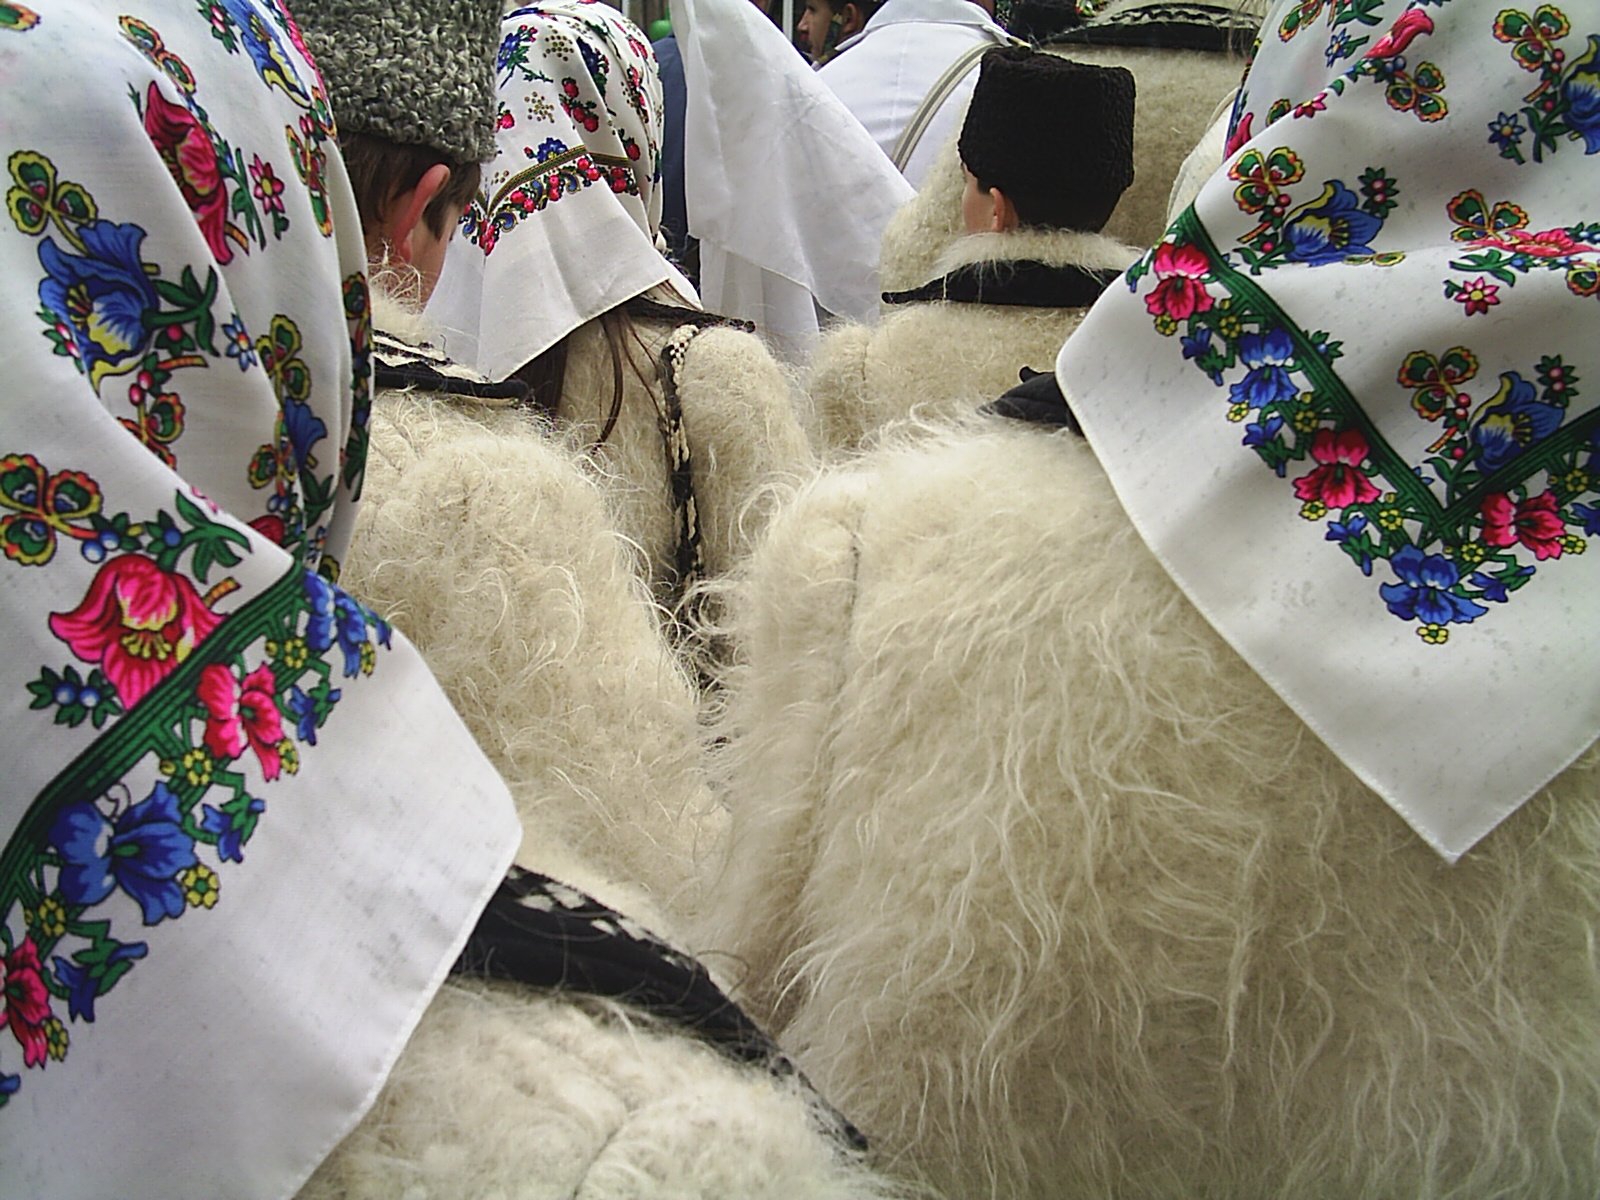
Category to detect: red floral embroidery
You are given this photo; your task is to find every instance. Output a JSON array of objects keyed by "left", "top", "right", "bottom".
[
  {"left": 199, "top": 662, "right": 285, "bottom": 779},
  {"left": 1292, "top": 429, "right": 1382, "bottom": 507},
  {"left": 1224, "top": 111, "right": 1254, "bottom": 158},
  {"left": 1468, "top": 227, "right": 1583, "bottom": 259},
  {"left": 3, "top": 939, "right": 52, "bottom": 1070},
  {"left": 1144, "top": 242, "right": 1215, "bottom": 320},
  {"left": 1481, "top": 490, "right": 1566, "bottom": 560},
  {"left": 1366, "top": 7, "right": 1433, "bottom": 59},
  {"left": 249, "top": 513, "right": 286, "bottom": 545},
  {"left": 1452, "top": 276, "right": 1501, "bottom": 316},
  {"left": 48, "top": 553, "right": 223, "bottom": 707},
  {"left": 141, "top": 82, "right": 231, "bottom": 263}
]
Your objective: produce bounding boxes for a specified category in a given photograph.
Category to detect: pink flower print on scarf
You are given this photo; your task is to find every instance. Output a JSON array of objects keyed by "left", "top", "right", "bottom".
[
  {"left": 141, "top": 82, "right": 232, "bottom": 263},
  {"left": 48, "top": 553, "right": 224, "bottom": 707},
  {"left": 1292, "top": 428, "right": 1383, "bottom": 509},
  {"left": 1144, "top": 242, "right": 1215, "bottom": 320},
  {"left": 199, "top": 662, "right": 285, "bottom": 779},
  {"left": 3, "top": 939, "right": 54, "bottom": 1070}
]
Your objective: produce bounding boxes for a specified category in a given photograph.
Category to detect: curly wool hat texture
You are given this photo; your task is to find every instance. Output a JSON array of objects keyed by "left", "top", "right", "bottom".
[
  {"left": 292, "top": 0, "right": 501, "bottom": 162},
  {"left": 958, "top": 47, "right": 1135, "bottom": 231}
]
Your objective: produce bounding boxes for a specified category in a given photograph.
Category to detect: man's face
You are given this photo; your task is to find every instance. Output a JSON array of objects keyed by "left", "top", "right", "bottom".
[{"left": 797, "top": 0, "right": 834, "bottom": 56}]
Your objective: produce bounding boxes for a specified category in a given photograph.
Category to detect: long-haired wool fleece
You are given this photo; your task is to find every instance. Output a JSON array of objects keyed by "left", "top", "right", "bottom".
[{"left": 697, "top": 414, "right": 1600, "bottom": 1200}]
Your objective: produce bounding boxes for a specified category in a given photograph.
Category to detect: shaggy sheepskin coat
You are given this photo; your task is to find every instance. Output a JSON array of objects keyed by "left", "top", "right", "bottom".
[
  {"left": 698, "top": 415, "right": 1600, "bottom": 1199},
  {"left": 309, "top": 331, "right": 894, "bottom": 1200},
  {"left": 340, "top": 380, "right": 714, "bottom": 912},
  {"left": 553, "top": 294, "right": 811, "bottom": 601},
  {"left": 877, "top": 11, "right": 1255, "bottom": 295},
  {"left": 807, "top": 226, "right": 1137, "bottom": 455}
]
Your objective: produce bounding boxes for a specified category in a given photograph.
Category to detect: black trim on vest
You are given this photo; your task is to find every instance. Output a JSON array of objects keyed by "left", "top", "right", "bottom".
[
  {"left": 373, "top": 358, "right": 532, "bottom": 402},
  {"left": 454, "top": 865, "right": 869, "bottom": 1152},
  {"left": 372, "top": 329, "right": 532, "bottom": 403},
  {"left": 883, "top": 259, "right": 1121, "bottom": 309}
]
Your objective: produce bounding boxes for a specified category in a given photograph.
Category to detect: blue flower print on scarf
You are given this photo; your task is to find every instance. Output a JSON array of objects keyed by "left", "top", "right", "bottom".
[
  {"left": 1325, "top": 512, "right": 1374, "bottom": 574},
  {"left": 1182, "top": 328, "right": 1223, "bottom": 384},
  {"left": 52, "top": 939, "right": 149, "bottom": 1022},
  {"left": 333, "top": 594, "right": 367, "bottom": 675},
  {"left": 1468, "top": 564, "right": 1534, "bottom": 603},
  {"left": 284, "top": 683, "right": 328, "bottom": 742},
  {"left": 49, "top": 782, "right": 199, "bottom": 925},
  {"left": 303, "top": 569, "right": 391, "bottom": 677},
  {"left": 37, "top": 220, "right": 158, "bottom": 386},
  {"left": 1562, "top": 34, "right": 1600, "bottom": 154},
  {"left": 1378, "top": 545, "right": 1488, "bottom": 625},
  {"left": 200, "top": 797, "right": 266, "bottom": 863},
  {"left": 532, "top": 137, "right": 569, "bottom": 164},
  {"left": 497, "top": 29, "right": 522, "bottom": 74},
  {"left": 1469, "top": 370, "right": 1565, "bottom": 471},
  {"left": 579, "top": 37, "right": 608, "bottom": 92},
  {"left": 1243, "top": 410, "right": 1286, "bottom": 446},
  {"left": 332, "top": 593, "right": 387, "bottom": 676},
  {"left": 303, "top": 569, "right": 337, "bottom": 650},
  {"left": 219, "top": 0, "right": 309, "bottom": 104},
  {"left": 1284, "top": 181, "right": 1382, "bottom": 265},
  {"left": 282, "top": 398, "right": 327, "bottom": 472},
  {"left": 1229, "top": 328, "right": 1299, "bottom": 407}
]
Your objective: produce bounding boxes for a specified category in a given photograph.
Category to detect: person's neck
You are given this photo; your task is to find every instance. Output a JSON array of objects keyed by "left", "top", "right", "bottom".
[{"left": 368, "top": 262, "right": 433, "bottom": 344}]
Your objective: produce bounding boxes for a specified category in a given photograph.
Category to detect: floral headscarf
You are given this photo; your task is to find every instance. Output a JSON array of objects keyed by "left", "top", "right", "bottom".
[
  {"left": 426, "top": 0, "right": 695, "bottom": 381},
  {"left": 1056, "top": 0, "right": 1600, "bottom": 861},
  {"left": 0, "top": 2, "right": 516, "bottom": 1193}
]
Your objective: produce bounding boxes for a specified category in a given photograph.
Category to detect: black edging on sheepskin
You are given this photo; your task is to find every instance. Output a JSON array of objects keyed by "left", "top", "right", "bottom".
[
  {"left": 455, "top": 866, "right": 871, "bottom": 1153},
  {"left": 883, "top": 259, "right": 1120, "bottom": 309}
]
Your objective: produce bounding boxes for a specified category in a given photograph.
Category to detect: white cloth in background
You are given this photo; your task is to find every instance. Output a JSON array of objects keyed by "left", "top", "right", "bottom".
[
  {"left": 1058, "top": 0, "right": 1600, "bottom": 861},
  {"left": 0, "top": 2, "right": 519, "bottom": 1196},
  {"left": 818, "top": 0, "right": 1011, "bottom": 187},
  {"left": 428, "top": 0, "right": 695, "bottom": 381},
  {"left": 677, "top": 0, "right": 914, "bottom": 363}
]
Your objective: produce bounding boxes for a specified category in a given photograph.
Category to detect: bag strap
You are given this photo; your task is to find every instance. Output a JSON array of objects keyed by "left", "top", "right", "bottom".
[
  {"left": 656, "top": 323, "right": 707, "bottom": 618},
  {"left": 889, "top": 32, "right": 1018, "bottom": 173}
]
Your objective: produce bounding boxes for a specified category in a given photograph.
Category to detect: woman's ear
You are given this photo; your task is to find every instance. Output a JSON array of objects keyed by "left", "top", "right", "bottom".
[{"left": 387, "top": 163, "right": 452, "bottom": 266}]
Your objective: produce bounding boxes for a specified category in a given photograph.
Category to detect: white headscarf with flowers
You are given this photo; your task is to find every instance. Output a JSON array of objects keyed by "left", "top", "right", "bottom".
[
  {"left": 1057, "top": 0, "right": 1600, "bottom": 861},
  {"left": 426, "top": 0, "right": 694, "bottom": 382},
  {"left": 0, "top": 2, "right": 516, "bottom": 1193}
]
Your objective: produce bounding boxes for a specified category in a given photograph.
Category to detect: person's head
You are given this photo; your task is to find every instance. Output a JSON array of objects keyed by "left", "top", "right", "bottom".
[
  {"left": 426, "top": 1, "right": 695, "bottom": 398},
  {"left": 338, "top": 136, "right": 481, "bottom": 299},
  {"left": 957, "top": 47, "right": 1134, "bottom": 235},
  {"left": 291, "top": 0, "right": 502, "bottom": 301},
  {"left": 797, "top": 0, "right": 873, "bottom": 63}
]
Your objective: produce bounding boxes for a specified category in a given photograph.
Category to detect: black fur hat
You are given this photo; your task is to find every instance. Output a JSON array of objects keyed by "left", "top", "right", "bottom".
[{"left": 957, "top": 47, "right": 1135, "bottom": 232}]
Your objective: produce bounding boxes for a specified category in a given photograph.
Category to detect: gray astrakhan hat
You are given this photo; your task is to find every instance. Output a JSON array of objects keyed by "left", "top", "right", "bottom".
[{"left": 292, "top": 0, "right": 501, "bottom": 162}]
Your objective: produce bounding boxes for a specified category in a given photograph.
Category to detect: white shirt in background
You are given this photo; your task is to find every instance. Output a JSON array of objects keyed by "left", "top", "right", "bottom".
[{"left": 818, "top": 0, "right": 1010, "bottom": 187}]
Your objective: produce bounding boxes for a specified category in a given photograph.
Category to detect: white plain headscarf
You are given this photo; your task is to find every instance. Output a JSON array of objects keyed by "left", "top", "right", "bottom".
[
  {"left": 1058, "top": 0, "right": 1600, "bottom": 861},
  {"left": 677, "top": 0, "right": 915, "bottom": 363}
]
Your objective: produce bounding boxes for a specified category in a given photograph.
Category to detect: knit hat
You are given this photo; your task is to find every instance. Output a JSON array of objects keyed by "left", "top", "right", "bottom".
[
  {"left": 957, "top": 47, "right": 1134, "bottom": 233},
  {"left": 291, "top": 0, "right": 502, "bottom": 162}
]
